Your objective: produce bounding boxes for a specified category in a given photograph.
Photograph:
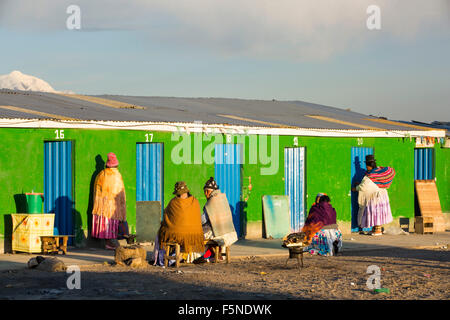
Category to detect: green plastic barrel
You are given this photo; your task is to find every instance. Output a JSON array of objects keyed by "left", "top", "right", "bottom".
[{"left": 26, "top": 193, "right": 44, "bottom": 214}]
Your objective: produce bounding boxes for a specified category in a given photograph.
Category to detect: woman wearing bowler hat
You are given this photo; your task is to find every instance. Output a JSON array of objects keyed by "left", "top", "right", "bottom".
[{"left": 352, "top": 155, "right": 396, "bottom": 236}]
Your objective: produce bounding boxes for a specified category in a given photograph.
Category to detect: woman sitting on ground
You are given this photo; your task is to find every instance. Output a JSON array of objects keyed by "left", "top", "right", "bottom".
[{"left": 302, "top": 193, "right": 343, "bottom": 256}]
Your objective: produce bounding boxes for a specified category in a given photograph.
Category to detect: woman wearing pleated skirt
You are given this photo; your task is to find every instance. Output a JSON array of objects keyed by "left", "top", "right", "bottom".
[
  {"left": 91, "top": 153, "right": 129, "bottom": 249},
  {"left": 353, "top": 155, "right": 395, "bottom": 236}
]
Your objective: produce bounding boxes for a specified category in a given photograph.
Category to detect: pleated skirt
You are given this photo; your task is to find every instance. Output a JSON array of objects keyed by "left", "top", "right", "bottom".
[
  {"left": 91, "top": 215, "right": 119, "bottom": 239},
  {"left": 359, "top": 191, "right": 393, "bottom": 228}
]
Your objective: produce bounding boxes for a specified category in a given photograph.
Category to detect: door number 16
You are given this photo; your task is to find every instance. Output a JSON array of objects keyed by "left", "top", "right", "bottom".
[{"left": 55, "top": 130, "right": 65, "bottom": 139}]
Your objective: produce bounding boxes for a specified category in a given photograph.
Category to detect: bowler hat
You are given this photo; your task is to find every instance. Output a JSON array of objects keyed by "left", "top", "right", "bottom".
[
  {"left": 203, "top": 177, "right": 219, "bottom": 190},
  {"left": 173, "top": 181, "right": 190, "bottom": 195}
]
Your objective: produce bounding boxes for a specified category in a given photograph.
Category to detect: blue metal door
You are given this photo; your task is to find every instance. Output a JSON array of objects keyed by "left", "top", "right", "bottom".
[
  {"left": 44, "top": 141, "right": 74, "bottom": 244},
  {"left": 284, "top": 147, "right": 305, "bottom": 232},
  {"left": 214, "top": 144, "right": 243, "bottom": 236},
  {"left": 351, "top": 147, "right": 374, "bottom": 232},
  {"left": 136, "top": 143, "right": 164, "bottom": 215},
  {"left": 414, "top": 148, "right": 434, "bottom": 180}
]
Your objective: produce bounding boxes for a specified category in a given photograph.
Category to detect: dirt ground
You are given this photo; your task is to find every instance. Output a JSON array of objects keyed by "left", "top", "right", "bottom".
[{"left": 0, "top": 246, "right": 449, "bottom": 300}]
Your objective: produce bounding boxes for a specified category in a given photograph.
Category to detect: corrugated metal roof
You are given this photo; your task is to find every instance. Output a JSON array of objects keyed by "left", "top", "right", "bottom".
[
  {"left": 401, "top": 120, "right": 449, "bottom": 136},
  {"left": 0, "top": 89, "right": 440, "bottom": 131}
]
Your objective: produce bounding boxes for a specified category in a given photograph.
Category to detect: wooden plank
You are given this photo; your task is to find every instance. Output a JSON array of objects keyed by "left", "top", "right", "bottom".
[
  {"left": 164, "top": 244, "right": 170, "bottom": 267},
  {"left": 415, "top": 180, "right": 443, "bottom": 216},
  {"left": 175, "top": 244, "right": 180, "bottom": 268},
  {"left": 415, "top": 180, "right": 446, "bottom": 232}
]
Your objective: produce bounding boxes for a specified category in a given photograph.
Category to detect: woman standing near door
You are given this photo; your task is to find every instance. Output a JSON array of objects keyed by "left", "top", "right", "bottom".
[
  {"left": 91, "top": 152, "right": 129, "bottom": 249},
  {"left": 352, "top": 155, "right": 395, "bottom": 236}
]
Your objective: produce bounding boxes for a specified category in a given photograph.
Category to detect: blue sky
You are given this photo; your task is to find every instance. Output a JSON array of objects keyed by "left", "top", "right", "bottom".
[{"left": 0, "top": 0, "right": 449, "bottom": 122}]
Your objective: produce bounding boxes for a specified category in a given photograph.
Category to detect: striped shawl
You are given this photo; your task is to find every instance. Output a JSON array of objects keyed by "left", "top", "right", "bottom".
[{"left": 366, "top": 166, "right": 395, "bottom": 189}]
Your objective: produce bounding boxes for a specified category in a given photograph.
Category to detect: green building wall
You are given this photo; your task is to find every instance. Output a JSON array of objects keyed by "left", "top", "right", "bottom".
[
  {"left": 435, "top": 144, "right": 450, "bottom": 213},
  {"left": 0, "top": 127, "right": 448, "bottom": 248}
]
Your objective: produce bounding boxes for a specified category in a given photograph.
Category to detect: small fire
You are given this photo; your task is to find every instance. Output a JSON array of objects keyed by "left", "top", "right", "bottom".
[
  {"left": 301, "top": 221, "right": 323, "bottom": 244},
  {"left": 282, "top": 221, "right": 324, "bottom": 248}
]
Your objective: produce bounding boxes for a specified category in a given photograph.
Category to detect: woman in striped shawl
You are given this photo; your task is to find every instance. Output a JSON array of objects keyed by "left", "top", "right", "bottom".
[{"left": 352, "top": 155, "right": 395, "bottom": 236}]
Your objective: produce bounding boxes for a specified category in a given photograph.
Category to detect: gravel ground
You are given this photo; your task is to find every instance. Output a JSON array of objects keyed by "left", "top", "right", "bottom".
[{"left": 0, "top": 246, "right": 448, "bottom": 300}]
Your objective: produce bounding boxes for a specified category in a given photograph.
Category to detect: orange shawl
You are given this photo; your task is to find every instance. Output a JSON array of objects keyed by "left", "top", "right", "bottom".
[
  {"left": 92, "top": 168, "right": 127, "bottom": 221},
  {"left": 159, "top": 196, "right": 204, "bottom": 253}
]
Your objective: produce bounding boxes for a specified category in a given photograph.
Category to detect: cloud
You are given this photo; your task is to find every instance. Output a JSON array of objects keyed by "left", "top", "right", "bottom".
[{"left": 0, "top": 0, "right": 448, "bottom": 60}]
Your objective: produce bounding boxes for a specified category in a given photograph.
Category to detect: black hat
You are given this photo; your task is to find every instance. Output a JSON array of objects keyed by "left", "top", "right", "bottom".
[
  {"left": 203, "top": 177, "right": 219, "bottom": 190},
  {"left": 365, "top": 154, "right": 376, "bottom": 162}
]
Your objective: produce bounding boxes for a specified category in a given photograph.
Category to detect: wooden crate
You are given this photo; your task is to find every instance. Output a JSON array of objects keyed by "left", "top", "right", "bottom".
[
  {"left": 414, "top": 180, "right": 446, "bottom": 232},
  {"left": 11, "top": 214, "right": 55, "bottom": 253},
  {"left": 41, "top": 235, "right": 72, "bottom": 255},
  {"left": 399, "top": 218, "right": 410, "bottom": 233},
  {"left": 415, "top": 216, "right": 434, "bottom": 234}
]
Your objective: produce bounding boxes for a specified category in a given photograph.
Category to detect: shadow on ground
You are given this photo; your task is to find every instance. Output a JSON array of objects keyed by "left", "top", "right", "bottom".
[
  {"left": 0, "top": 267, "right": 298, "bottom": 300},
  {"left": 341, "top": 246, "right": 450, "bottom": 270}
]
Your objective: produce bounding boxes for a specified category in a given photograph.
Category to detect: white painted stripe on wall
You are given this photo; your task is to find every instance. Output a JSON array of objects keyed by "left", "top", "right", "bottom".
[{"left": 0, "top": 118, "right": 446, "bottom": 138}]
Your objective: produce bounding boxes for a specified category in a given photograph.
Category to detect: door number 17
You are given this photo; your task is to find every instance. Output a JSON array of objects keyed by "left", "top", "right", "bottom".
[{"left": 145, "top": 133, "right": 153, "bottom": 142}]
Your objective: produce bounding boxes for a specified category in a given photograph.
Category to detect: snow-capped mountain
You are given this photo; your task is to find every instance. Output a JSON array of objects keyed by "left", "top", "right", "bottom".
[{"left": 0, "top": 70, "right": 70, "bottom": 93}]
